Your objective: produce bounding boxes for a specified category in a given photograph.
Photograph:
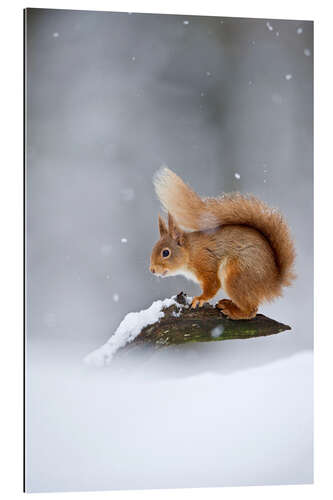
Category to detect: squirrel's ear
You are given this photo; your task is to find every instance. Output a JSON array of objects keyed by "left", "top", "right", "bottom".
[
  {"left": 168, "top": 212, "right": 184, "bottom": 246},
  {"left": 158, "top": 215, "right": 168, "bottom": 237}
]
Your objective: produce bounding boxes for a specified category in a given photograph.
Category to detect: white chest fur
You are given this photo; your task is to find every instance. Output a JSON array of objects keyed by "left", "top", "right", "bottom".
[
  {"left": 168, "top": 267, "right": 200, "bottom": 285},
  {"left": 169, "top": 259, "right": 227, "bottom": 289}
]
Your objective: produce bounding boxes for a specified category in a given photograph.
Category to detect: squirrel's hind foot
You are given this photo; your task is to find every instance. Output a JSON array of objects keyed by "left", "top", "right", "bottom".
[{"left": 217, "top": 299, "right": 258, "bottom": 320}]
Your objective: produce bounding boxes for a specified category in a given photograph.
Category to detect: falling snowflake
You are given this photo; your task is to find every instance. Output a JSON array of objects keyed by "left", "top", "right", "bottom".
[
  {"left": 121, "top": 238, "right": 128, "bottom": 243},
  {"left": 206, "top": 71, "right": 212, "bottom": 77},
  {"left": 304, "top": 48, "right": 311, "bottom": 57},
  {"left": 113, "top": 293, "right": 119, "bottom": 303},
  {"left": 183, "top": 20, "right": 189, "bottom": 25},
  {"left": 131, "top": 56, "right": 136, "bottom": 61},
  {"left": 234, "top": 173, "right": 241, "bottom": 180},
  {"left": 266, "top": 21, "right": 273, "bottom": 31},
  {"left": 52, "top": 32, "right": 59, "bottom": 38},
  {"left": 297, "top": 27, "right": 303, "bottom": 35},
  {"left": 211, "top": 325, "right": 224, "bottom": 338},
  {"left": 285, "top": 74, "right": 293, "bottom": 80}
]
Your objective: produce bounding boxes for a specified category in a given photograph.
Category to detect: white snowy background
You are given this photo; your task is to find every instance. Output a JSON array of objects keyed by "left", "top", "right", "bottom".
[{"left": 25, "top": 9, "right": 313, "bottom": 493}]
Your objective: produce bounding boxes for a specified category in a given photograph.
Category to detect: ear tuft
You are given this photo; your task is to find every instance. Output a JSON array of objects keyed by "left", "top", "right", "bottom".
[
  {"left": 168, "top": 212, "right": 175, "bottom": 235},
  {"left": 168, "top": 212, "right": 184, "bottom": 246},
  {"left": 158, "top": 215, "right": 167, "bottom": 237}
]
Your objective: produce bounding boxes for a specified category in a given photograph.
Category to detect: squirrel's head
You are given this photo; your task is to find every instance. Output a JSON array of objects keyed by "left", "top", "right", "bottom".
[{"left": 150, "top": 213, "right": 188, "bottom": 277}]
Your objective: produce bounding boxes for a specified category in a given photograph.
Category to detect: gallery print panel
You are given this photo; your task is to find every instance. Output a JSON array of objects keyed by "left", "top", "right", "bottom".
[{"left": 24, "top": 8, "right": 313, "bottom": 493}]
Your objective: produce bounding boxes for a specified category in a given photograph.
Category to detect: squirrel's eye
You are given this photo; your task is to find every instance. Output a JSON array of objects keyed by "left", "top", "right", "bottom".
[{"left": 162, "top": 249, "right": 170, "bottom": 258}]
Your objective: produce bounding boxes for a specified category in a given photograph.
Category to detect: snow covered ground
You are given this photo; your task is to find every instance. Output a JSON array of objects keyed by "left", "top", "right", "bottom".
[{"left": 26, "top": 343, "right": 313, "bottom": 492}]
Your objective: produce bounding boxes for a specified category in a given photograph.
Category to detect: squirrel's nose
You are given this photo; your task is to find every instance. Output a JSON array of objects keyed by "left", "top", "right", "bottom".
[{"left": 150, "top": 266, "right": 156, "bottom": 274}]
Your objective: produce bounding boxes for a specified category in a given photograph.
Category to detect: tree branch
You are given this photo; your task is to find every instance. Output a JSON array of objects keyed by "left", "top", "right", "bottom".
[
  {"left": 84, "top": 292, "right": 292, "bottom": 367},
  {"left": 122, "top": 292, "right": 291, "bottom": 352}
]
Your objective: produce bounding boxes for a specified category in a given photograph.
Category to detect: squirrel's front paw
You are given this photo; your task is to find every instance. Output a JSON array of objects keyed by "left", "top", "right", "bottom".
[{"left": 191, "top": 296, "right": 206, "bottom": 309}]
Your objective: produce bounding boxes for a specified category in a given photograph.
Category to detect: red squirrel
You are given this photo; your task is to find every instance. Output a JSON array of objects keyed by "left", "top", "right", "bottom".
[{"left": 149, "top": 168, "right": 296, "bottom": 319}]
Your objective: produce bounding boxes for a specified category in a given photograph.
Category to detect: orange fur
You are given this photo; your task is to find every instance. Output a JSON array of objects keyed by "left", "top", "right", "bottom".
[{"left": 150, "top": 168, "right": 296, "bottom": 319}]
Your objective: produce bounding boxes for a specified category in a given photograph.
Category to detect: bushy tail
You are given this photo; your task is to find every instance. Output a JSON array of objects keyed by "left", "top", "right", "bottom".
[{"left": 154, "top": 168, "right": 296, "bottom": 287}]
